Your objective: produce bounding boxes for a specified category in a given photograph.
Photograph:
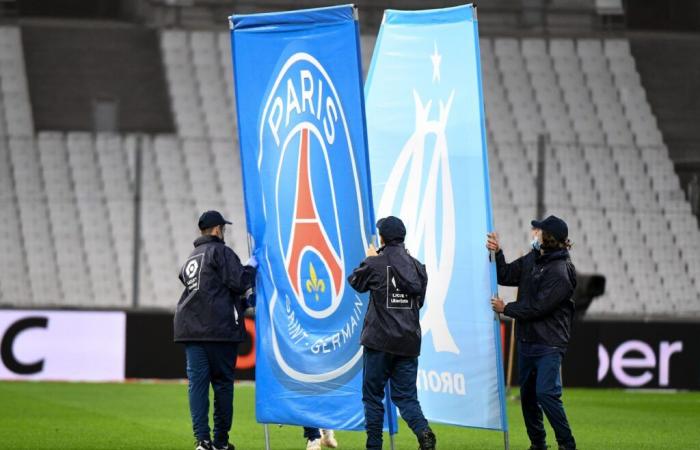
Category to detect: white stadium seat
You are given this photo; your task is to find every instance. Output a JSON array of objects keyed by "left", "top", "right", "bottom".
[{"left": 0, "top": 29, "right": 698, "bottom": 316}]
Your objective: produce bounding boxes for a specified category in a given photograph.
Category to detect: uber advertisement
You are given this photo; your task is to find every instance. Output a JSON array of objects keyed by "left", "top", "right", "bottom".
[
  {"left": 561, "top": 321, "right": 699, "bottom": 390},
  {"left": 1, "top": 309, "right": 697, "bottom": 390}
]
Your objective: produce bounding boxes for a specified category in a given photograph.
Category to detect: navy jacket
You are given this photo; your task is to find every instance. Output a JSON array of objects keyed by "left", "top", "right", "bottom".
[
  {"left": 348, "top": 243, "right": 428, "bottom": 357},
  {"left": 174, "top": 235, "right": 255, "bottom": 343},
  {"left": 497, "top": 249, "right": 576, "bottom": 348}
]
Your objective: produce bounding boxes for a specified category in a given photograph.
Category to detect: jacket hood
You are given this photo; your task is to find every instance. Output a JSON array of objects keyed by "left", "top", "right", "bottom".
[
  {"left": 537, "top": 248, "right": 569, "bottom": 263},
  {"left": 537, "top": 249, "right": 577, "bottom": 289},
  {"left": 566, "top": 258, "right": 577, "bottom": 290}
]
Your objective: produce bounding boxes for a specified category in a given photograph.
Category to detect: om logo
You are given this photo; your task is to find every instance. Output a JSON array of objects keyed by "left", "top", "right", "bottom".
[{"left": 377, "top": 43, "right": 460, "bottom": 354}]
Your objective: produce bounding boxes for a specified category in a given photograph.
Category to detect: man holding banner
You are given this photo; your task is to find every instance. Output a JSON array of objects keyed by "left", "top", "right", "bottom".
[
  {"left": 489, "top": 216, "right": 577, "bottom": 450},
  {"left": 174, "top": 211, "right": 257, "bottom": 450},
  {"left": 348, "top": 216, "right": 436, "bottom": 450}
]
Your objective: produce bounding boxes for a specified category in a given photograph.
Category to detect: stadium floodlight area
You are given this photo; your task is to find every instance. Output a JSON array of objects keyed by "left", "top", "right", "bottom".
[{"left": 0, "top": 25, "right": 698, "bottom": 316}]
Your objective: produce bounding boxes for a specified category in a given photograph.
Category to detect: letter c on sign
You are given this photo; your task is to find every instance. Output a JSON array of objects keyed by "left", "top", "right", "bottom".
[{"left": 1, "top": 317, "right": 48, "bottom": 375}]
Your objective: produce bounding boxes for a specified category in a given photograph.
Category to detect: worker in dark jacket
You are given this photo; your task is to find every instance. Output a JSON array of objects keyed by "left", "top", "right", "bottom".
[
  {"left": 174, "top": 210, "right": 257, "bottom": 450},
  {"left": 489, "top": 215, "right": 577, "bottom": 450},
  {"left": 348, "top": 216, "right": 436, "bottom": 450}
]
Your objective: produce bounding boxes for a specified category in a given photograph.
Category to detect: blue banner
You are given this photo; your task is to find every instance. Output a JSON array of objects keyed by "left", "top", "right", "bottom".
[
  {"left": 365, "top": 4, "right": 508, "bottom": 430},
  {"left": 230, "top": 5, "right": 378, "bottom": 430}
]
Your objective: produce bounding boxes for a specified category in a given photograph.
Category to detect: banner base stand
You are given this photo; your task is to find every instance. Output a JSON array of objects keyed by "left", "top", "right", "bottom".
[{"left": 264, "top": 424, "right": 271, "bottom": 450}]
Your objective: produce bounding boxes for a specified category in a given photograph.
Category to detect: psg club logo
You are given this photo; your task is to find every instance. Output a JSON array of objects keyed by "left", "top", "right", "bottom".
[{"left": 258, "top": 52, "right": 369, "bottom": 383}]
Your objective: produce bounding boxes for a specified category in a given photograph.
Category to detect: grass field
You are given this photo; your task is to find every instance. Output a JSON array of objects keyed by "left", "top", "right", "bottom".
[{"left": 0, "top": 382, "right": 698, "bottom": 449}]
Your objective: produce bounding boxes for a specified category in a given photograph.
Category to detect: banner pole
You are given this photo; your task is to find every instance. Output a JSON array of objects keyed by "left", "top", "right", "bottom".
[
  {"left": 504, "top": 430, "right": 510, "bottom": 450},
  {"left": 264, "top": 424, "right": 271, "bottom": 450},
  {"left": 506, "top": 318, "right": 516, "bottom": 393}
]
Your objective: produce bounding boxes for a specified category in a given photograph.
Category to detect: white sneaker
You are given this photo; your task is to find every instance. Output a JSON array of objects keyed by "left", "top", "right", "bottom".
[
  {"left": 320, "top": 429, "right": 338, "bottom": 448},
  {"left": 306, "top": 438, "right": 322, "bottom": 450},
  {"left": 195, "top": 441, "right": 212, "bottom": 450}
]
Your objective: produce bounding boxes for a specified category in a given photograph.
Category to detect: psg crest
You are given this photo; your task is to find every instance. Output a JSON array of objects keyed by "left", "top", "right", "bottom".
[{"left": 259, "top": 52, "right": 370, "bottom": 383}]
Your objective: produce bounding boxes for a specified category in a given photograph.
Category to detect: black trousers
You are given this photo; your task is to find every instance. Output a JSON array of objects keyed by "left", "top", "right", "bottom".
[
  {"left": 362, "top": 347, "right": 429, "bottom": 449},
  {"left": 518, "top": 343, "right": 576, "bottom": 449},
  {"left": 185, "top": 342, "right": 239, "bottom": 448}
]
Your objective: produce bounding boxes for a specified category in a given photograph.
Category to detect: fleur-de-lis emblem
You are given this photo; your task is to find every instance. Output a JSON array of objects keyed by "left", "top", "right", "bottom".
[{"left": 305, "top": 262, "right": 326, "bottom": 301}]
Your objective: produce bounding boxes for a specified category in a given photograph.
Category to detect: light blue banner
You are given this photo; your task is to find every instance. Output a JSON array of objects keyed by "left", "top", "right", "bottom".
[
  {"left": 365, "top": 4, "right": 508, "bottom": 430},
  {"left": 230, "top": 5, "right": 382, "bottom": 431}
]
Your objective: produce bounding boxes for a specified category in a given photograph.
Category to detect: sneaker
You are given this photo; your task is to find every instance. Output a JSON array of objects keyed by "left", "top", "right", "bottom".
[
  {"left": 528, "top": 445, "right": 548, "bottom": 450},
  {"left": 306, "top": 438, "right": 322, "bottom": 450},
  {"left": 320, "top": 429, "right": 338, "bottom": 448},
  {"left": 195, "top": 441, "right": 212, "bottom": 450},
  {"left": 212, "top": 444, "right": 235, "bottom": 450},
  {"left": 418, "top": 428, "right": 436, "bottom": 450}
]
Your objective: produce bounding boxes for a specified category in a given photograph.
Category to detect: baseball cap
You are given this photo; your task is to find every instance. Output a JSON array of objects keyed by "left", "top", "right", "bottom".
[
  {"left": 531, "top": 215, "right": 568, "bottom": 242},
  {"left": 376, "top": 216, "right": 406, "bottom": 242},
  {"left": 198, "top": 210, "right": 232, "bottom": 230}
]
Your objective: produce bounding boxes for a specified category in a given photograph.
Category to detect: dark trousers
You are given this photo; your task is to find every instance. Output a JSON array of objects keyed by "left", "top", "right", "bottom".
[
  {"left": 518, "top": 343, "right": 576, "bottom": 449},
  {"left": 185, "top": 342, "right": 239, "bottom": 448},
  {"left": 303, "top": 427, "right": 321, "bottom": 440},
  {"left": 362, "top": 347, "right": 429, "bottom": 449}
]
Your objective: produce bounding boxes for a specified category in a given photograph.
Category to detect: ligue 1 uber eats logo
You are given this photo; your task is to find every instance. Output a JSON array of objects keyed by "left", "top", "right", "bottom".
[{"left": 259, "top": 52, "right": 368, "bottom": 383}]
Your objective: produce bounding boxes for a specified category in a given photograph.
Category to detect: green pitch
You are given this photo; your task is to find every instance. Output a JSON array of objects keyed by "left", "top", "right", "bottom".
[{"left": 0, "top": 382, "right": 698, "bottom": 449}]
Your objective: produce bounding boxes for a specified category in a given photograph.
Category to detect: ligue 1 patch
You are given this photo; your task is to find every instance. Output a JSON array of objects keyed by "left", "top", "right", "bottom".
[
  {"left": 182, "top": 253, "right": 204, "bottom": 292},
  {"left": 386, "top": 266, "right": 413, "bottom": 309}
]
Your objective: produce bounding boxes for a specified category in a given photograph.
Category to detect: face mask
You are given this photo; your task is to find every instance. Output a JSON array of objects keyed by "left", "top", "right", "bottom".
[{"left": 531, "top": 237, "right": 541, "bottom": 251}]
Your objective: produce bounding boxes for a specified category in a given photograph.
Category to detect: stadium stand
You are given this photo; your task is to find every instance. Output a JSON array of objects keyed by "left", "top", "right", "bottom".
[
  {"left": 0, "top": 27, "right": 32, "bottom": 136},
  {"left": 481, "top": 35, "right": 700, "bottom": 315},
  {"left": 0, "top": 21, "right": 698, "bottom": 316},
  {"left": 21, "top": 22, "right": 174, "bottom": 133}
]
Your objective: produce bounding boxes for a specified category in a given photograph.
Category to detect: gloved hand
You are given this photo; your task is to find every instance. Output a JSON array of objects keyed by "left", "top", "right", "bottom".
[
  {"left": 246, "top": 254, "right": 258, "bottom": 268},
  {"left": 244, "top": 287, "right": 256, "bottom": 308}
]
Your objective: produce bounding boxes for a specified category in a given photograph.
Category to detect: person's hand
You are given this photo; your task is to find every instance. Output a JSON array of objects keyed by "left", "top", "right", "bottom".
[
  {"left": 491, "top": 296, "right": 505, "bottom": 314},
  {"left": 244, "top": 287, "right": 256, "bottom": 309},
  {"left": 486, "top": 232, "right": 500, "bottom": 253},
  {"left": 246, "top": 254, "right": 258, "bottom": 268},
  {"left": 366, "top": 243, "right": 378, "bottom": 257}
]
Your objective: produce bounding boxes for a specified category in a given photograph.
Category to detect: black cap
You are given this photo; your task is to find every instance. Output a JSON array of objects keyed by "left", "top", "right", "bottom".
[
  {"left": 198, "top": 210, "right": 232, "bottom": 230},
  {"left": 376, "top": 216, "right": 406, "bottom": 242},
  {"left": 531, "top": 215, "right": 568, "bottom": 242}
]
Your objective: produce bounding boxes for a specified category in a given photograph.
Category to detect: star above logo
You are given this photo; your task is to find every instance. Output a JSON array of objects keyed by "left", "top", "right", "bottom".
[{"left": 431, "top": 41, "right": 442, "bottom": 83}]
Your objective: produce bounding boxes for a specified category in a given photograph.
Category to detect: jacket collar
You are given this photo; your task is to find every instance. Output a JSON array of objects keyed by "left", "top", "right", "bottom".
[
  {"left": 536, "top": 249, "right": 569, "bottom": 264},
  {"left": 378, "top": 241, "right": 405, "bottom": 253},
  {"left": 193, "top": 235, "right": 223, "bottom": 247}
]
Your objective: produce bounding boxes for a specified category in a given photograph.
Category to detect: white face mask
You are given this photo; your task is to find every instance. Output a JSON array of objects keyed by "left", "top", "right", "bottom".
[{"left": 531, "top": 237, "right": 541, "bottom": 251}]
